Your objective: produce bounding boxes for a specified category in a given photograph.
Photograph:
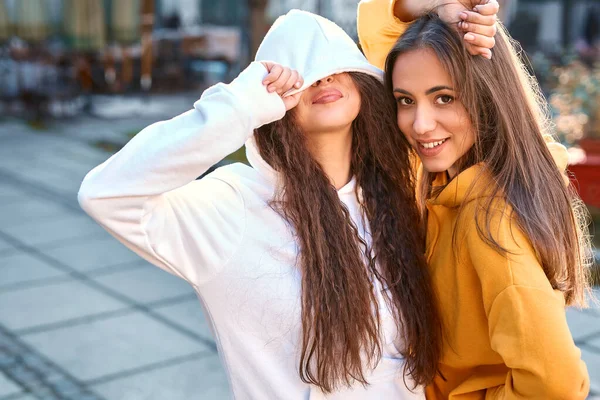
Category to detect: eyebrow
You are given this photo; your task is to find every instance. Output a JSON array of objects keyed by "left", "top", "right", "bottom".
[{"left": 393, "top": 86, "right": 455, "bottom": 96}]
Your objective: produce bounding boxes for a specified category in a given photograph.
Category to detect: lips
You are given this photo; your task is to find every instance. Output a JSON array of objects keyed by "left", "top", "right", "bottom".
[
  {"left": 418, "top": 138, "right": 448, "bottom": 149},
  {"left": 312, "top": 89, "right": 343, "bottom": 104},
  {"left": 416, "top": 138, "right": 450, "bottom": 157}
]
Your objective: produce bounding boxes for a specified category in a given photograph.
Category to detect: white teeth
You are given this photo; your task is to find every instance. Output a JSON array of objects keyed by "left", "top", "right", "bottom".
[{"left": 420, "top": 139, "right": 447, "bottom": 149}]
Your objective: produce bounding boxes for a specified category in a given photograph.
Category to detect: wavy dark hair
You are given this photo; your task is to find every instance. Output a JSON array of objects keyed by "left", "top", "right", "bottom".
[
  {"left": 255, "top": 72, "right": 441, "bottom": 392},
  {"left": 384, "top": 15, "right": 592, "bottom": 306}
]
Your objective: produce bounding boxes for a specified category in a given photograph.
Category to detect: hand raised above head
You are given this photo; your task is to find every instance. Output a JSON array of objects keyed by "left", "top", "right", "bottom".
[
  {"left": 260, "top": 62, "right": 304, "bottom": 111},
  {"left": 438, "top": 0, "right": 499, "bottom": 59}
]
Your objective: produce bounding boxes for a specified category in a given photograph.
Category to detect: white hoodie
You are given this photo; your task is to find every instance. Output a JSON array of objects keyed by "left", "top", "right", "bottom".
[{"left": 79, "top": 10, "right": 424, "bottom": 400}]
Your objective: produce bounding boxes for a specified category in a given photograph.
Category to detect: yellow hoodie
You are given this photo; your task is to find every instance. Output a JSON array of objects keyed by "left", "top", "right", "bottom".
[
  {"left": 357, "top": 1, "right": 589, "bottom": 398},
  {"left": 423, "top": 164, "right": 589, "bottom": 399}
]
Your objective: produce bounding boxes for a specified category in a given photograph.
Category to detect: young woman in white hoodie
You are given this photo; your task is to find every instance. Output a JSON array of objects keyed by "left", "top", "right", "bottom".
[{"left": 78, "top": 9, "right": 498, "bottom": 400}]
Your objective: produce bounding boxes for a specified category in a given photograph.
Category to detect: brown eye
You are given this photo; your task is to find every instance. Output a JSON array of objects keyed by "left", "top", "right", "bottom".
[
  {"left": 397, "top": 97, "right": 414, "bottom": 106},
  {"left": 435, "top": 95, "right": 454, "bottom": 105}
]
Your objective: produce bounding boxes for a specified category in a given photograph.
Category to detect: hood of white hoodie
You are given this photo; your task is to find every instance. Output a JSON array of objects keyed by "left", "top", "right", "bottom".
[
  {"left": 255, "top": 9, "right": 383, "bottom": 96},
  {"left": 245, "top": 10, "right": 380, "bottom": 191}
]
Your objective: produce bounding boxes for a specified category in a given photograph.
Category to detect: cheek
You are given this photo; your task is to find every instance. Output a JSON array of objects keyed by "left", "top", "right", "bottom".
[
  {"left": 447, "top": 102, "right": 470, "bottom": 125},
  {"left": 349, "top": 94, "right": 361, "bottom": 119},
  {"left": 461, "top": 130, "right": 476, "bottom": 152},
  {"left": 396, "top": 109, "right": 414, "bottom": 140},
  {"left": 295, "top": 101, "right": 311, "bottom": 121},
  {"left": 448, "top": 111, "right": 475, "bottom": 147},
  {"left": 291, "top": 105, "right": 310, "bottom": 131}
]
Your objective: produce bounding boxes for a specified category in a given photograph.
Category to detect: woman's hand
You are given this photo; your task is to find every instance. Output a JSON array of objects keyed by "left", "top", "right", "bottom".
[
  {"left": 394, "top": 0, "right": 500, "bottom": 59},
  {"left": 439, "top": 0, "right": 500, "bottom": 59},
  {"left": 261, "top": 62, "right": 304, "bottom": 111}
]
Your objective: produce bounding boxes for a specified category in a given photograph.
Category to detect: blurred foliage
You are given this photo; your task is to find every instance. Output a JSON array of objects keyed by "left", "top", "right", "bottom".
[
  {"left": 226, "top": 146, "right": 248, "bottom": 164},
  {"left": 533, "top": 51, "right": 600, "bottom": 145}
]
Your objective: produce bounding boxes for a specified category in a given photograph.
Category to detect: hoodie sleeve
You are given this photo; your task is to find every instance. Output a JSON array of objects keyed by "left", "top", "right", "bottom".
[
  {"left": 464, "top": 205, "right": 590, "bottom": 399},
  {"left": 357, "top": 0, "right": 409, "bottom": 70},
  {"left": 78, "top": 62, "right": 286, "bottom": 287}
]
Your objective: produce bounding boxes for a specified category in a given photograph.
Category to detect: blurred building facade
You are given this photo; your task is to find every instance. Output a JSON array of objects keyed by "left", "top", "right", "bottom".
[
  {"left": 0, "top": 0, "right": 246, "bottom": 119},
  {"left": 267, "top": 0, "right": 360, "bottom": 37},
  {"left": 511, "top": 0, "right": 600, "bottom": 51},
  {"left": 1, "top": 0, "right": 600, "bottom": 119}
]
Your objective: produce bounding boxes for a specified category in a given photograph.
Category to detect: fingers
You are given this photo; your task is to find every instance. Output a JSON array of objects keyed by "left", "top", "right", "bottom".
[
  {"left": 464, "top": 42, "right": 493, "bottom": 59},
  {"left": 282, "top": 91, "right": 303, "bottom": 111},
  {"left": 295, "top": 74, "right": 304, "bottom": 90},
  {"left": 459, "top": 10, "right": 497, "bottom": 27},
  {"left": 452, "top": 0, "right": 498, "bottom": 59},
  {"left": 262, "top": 63, "right": 303, "bottom": 95},
  {"left": 474, "top": 0, "right": 500, "bottom": 17},
  {"left": 464, "top": 32, "right": 496, "bottom": 52},
  {"left": 458, "top": 19, "right": 497, "bottom": 38},
  {"left": 269, "top": 67, "right": 291, "bottom": 94},
  {"left": 283, "top": 69, "right": 301, "bottom": 94},
  {"left": 262, "top": 64, "right": 283, "bottom": 88}
]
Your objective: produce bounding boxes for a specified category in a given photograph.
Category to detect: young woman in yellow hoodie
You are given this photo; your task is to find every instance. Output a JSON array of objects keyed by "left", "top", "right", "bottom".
[{"left": 365, "top": 10, "right": 592, "bottom": 400}]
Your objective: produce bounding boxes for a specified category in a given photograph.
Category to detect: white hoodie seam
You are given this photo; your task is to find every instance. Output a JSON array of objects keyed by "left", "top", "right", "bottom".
[
  {"left": 136, "top": 195, "right": 197, "bottom": 285},
  {"left": 197, "top": 176, "right": 249, "bottom": 289},
  {"left": 138, "top": 177, "right": 247, "bottom": 288}
]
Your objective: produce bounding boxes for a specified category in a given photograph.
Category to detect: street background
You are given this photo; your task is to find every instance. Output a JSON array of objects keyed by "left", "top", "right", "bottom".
[{"left": 0, "top": 0, "right": 599, "bottom": 399}]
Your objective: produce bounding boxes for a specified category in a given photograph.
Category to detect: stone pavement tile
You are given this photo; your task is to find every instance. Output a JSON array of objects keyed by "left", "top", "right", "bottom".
[
  {"left": 0, "top": 121, "right": 24, "bottom": 138},
  {"left": 0, "top": 183, "right": 24, "bottom": 205},
  {"left": 567, "top": 307, "right": 600, "bottom": 341},
  {"left": 588, "top": 334, "right": 600, "bottom": 351},
  {"left": 0, "top": 237, "right": 15, "bottom": 254},
  {"left": 0, "top": 199, "right": 70, "bottom": 229},
  {"left": 580, "top": 346, "right": 600, "bottom": 395},
  {"left": 5, "top": 214, "right": 106, "bottom": 248},
  {"left": 8, "top": 166, "right": 82, "bottom": 198},
  {"left": 152, "top": 298, "right": 215, "bottom": 341},
  {"left": 0, "top": 278, "right": 127, "bottom": 331},
  {"left": 0, "top": 252, "right": 65, "bottom": 288},
  {"left": 42, "top": 236, "right": 143, "bottom": 273},
  {"left": 92, "top": 266, "right": 193, "bottom": 304},
  {"left": 0, "top": 133, "right": 102, "bottom": 168},
  {"left": 0, "top": 371, "right": 22, "bottom": 397},
  {"left": 54, "top": 115, "right": 142, "bottom": 144},
  {"left": 51, "top": 141, "right": 109, "bottom": 167},
  {"left": 32, "top": 148, "right": 100, "bottom": 177},
  {"left": 0, "top": 323, "right": 105, "bottom": 400},
  {"left": 92, "top": 354, "right": 230, "bottom": 400},
  {"left": 21, "top": 312, "right": 211, "bottom": 382},
  {"left": 588, "top": 288, "right": 600, "bottom": 312}
]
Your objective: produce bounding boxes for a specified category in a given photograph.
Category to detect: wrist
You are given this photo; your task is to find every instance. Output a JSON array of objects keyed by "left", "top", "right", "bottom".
[
  {"left": 227, "top": 62, "right": 286, "bottom": 129},
  {"left": 393, "top": 0, "right": 441, "bottom": 22}
]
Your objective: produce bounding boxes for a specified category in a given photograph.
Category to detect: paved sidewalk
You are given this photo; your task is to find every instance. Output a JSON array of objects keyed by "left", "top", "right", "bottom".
[
  {"left": 0, "top": 102, "right": 231, "bottom": 400},
  {"left": 0, "top": 100, "right": 599, "bottom": 399}
]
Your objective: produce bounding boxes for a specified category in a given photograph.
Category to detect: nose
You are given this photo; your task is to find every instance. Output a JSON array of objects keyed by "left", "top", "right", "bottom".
[
  {"left": 312, "top": 75, "right": 334, "bottom": 87},
  {"left": 412, "top": 104, "right": 437, "bottom": 136}
]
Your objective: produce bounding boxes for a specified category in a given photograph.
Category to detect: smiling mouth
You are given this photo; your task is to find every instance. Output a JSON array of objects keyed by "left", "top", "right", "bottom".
[{"left": 418, "top": 138, "right": 448, "bottom": 149}]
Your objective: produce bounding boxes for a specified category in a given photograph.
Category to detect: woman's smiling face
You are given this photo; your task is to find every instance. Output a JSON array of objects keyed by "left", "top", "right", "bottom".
[{"left": 392, "top": 48, "right": 475, "bottom": 178}]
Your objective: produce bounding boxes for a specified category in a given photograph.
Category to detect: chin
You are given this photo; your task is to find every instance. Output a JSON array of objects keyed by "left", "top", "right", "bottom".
[
  {"left": 309, "top": 122, "right": 353, "bottom": 134},
  {"left": 307, "top": 116, "right": 355, "bottom": 132}
]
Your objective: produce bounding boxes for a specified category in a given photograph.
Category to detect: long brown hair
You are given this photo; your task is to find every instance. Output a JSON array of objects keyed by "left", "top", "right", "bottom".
[
  {"left": 255, "top": 72, "right": 441, "bottom": 392},
  {"left": 384, "top": 15, "right": 592, "bottom": 306}
]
